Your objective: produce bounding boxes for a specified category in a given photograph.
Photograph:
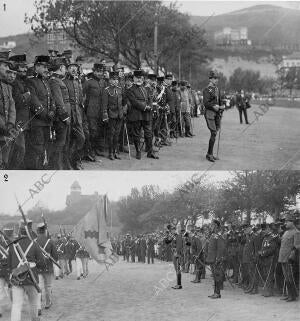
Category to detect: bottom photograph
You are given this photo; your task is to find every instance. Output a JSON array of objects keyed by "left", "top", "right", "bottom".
[{"left": 0, "top": 170, "right": 299, "bottom": 321}]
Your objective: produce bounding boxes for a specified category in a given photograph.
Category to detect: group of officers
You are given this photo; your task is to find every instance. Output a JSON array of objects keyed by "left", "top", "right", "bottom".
[
  {"left": 0, "top": 49, "right": 217, "bottom": 170},
  {"left": 116, "top": 212, "right": 299, "bottom": 301},
  {"left": 0, "top": 221, "right": 90, "bottom": 321}
]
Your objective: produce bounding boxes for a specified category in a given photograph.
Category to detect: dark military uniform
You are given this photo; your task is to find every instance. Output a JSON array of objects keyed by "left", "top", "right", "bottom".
[
  {"left": 191, "top": 233, "right": 203, "bottom": 282},
  {"left": 227, "top": 231, "right": 239, "bottom": 283},
  {"left": 102, "top": 84, "right": 124, "bottom": 158},
  {"left": 8, "top": 73, "right": 30, "bottom": 169},
  {"left": 206, "top": 231, "right": 226, "bottom": 297},
  {"left": 126, "top": 83, "right": 154, "bottom": 158},
  {"left": 26, "top": 74, "right": 55, "bottom": 169},
  {"left": 202, "top": 76, "right": 222, "bottom": 160},
  {"left": 49, "top": 73, "right": 71, "bottom": 169},
  {"left": 146, "top": 236, "right": 155, "bottom": 264},
  {"left": 64, "top": 74, "right": 85, "bottom": 169}
]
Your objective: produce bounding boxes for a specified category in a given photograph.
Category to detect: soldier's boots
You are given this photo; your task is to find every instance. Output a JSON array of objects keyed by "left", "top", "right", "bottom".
[
  {"left": 206, "top": 154, "right": 215, "bottom": 162},
  {"left": 172, "top": 274, "right": 182, "bottom": 289}
]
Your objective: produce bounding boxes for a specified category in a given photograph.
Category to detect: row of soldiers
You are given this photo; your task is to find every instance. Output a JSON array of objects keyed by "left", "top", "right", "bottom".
[
  {"left": 116, "top": 213, "right": 300, "bottom": 301},
  {"left": 0, "top": 221, "right": 90, "bottom": 321},
  {"left": 0, "top": 50, "right": 203, "bottom": 169}
]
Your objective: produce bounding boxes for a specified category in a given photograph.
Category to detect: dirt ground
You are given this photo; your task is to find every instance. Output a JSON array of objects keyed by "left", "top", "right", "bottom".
[
  {"left": 1, "top": 259, "right": 298, "bottom": 321},
  {"left": 83, "top": 105, "right": 300, "bottom": 171}
]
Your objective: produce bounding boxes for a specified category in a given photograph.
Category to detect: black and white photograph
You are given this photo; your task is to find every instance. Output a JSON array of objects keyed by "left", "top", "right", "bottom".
[
  {"left": 0, "top": 170, "right": 299, "bottom": 320},
  {"left": 0, "top": 1, "right": 300, "bottom": 321},
  {"left": 0, "top": 0, "right": 299, "bottom": 170}
]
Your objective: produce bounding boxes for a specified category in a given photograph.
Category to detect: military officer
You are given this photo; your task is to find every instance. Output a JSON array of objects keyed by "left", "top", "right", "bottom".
[
  {"left": 165, "top": 224, "right": 184, "bottom": 289},
  {"left": 0, "top": 51, "right": 16, "bottom": 169},
  {"left": 83, "top": 63, "right": 107, "bottom": 158},
  {"left": 191, "top": 228, "right": 203, "bottom": 283},
  {"left": 202, "top": 70, "right": 225, "bottom": 162},
  {"left": 103, "top": 71, "right": 124, "bottom": 160},
  {"left": 48, "top": 57, "right": 71, "bottom": 169},
  {"left": 146, "top": 234, "right": 155, "bottom": 264},
  {"left": 26, "top": 55, "right": 55, "bottom": 169},
  {"left": 278, "top": 213, "right": 300, "bottom": 302},
  {"left": 206, "top": 219, "right": 226, "bottom": 298},
  {"left": 7, "top": 54, "right": 31, "bottom": 169},
  {"left": 126, "top": 70, "right": 158, "bottom": 160},
  {"left": 178, "top": 80, "right": 193, "bottom": 138},
  {"left": 36, "top": 223, "right": 58, "bottom": 315},
  {"left": 64, "top": 62, "right": 85, "bottom": 169}
]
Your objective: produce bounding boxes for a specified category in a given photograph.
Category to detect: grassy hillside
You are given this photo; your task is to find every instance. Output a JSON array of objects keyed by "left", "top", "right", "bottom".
[{"left": 191, "top": 4, "right": 300, "bottom": 47}]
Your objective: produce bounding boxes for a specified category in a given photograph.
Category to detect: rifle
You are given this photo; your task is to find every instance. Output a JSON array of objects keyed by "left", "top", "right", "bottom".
[
  {"left": 15, "top": 195, "right": 61, "bottom": 269},
  {"left": 0, "top": 230, "right": 41, "bottom": 293}
]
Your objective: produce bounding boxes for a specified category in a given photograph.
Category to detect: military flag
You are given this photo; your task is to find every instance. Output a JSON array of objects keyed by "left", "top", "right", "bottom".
[{"left": 73, "top": 195, "right": 115, "bottom": 265}]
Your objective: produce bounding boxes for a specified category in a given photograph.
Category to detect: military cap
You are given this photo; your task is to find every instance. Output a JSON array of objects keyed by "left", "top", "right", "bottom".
[
  {"left": 37, "top": 222, "right": 46, "bottom": 230},
  {"left": 133, "top": 70, "right": 143, "bottom": 77},
  {"left": 157, "top": 76, "right": 165, "bottom": 82},
  {"left": 93, "top": 63, "right": 105, "bottom": 71},
  {"left": 208, "top": 69, "right": 219, "bottom": 79},
  {"left": 0, "top": 50, "right": 11, "bottom": 64},
  {"left": 109, "top": 71, "right": 119, "bottom": 79},
  {"left": 180, "top": 80, "right": 187, "bottom": 86},
  {"left": 62, "top": 49, "right": 72, "bottom": 58},
  {"left": 165, "top": 72, "right": 173, "bottom": 79},
  {"left": 171, "top": 80, "right": 178, "bottom": 86},
  {"left": 9, "top": 54, "right": 27, "bottom": 64},
  {"left": 212, "top": 219, "right": 221, "bottom": 227},
  {"left": 49, "top": 57, "right": 68, "bottom": 71},
  {"left": 34, "top": 55, "right": 50, "bottom": 66},
  {"left": 260, "top": 223, "right": 267, "bottom": 230},
  {"left": 147, "top": 73, "right": 157, "bottom": 80},
  {"left": 3, "top": 228, "right": 14, "bottom": 237}
]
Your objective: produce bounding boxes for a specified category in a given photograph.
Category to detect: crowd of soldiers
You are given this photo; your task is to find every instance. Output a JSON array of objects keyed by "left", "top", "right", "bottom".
[
  {"left": 115, "top": 212, "right": 299, "bottom": 300},
  {"left": 0, "top": 49, "right": 206, "bottom": 170},
  {"left": 0, "top": 221, "right": 90, "bottom": 321}
]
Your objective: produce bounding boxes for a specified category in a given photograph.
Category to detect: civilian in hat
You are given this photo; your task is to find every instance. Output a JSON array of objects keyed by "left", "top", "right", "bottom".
[
  {"left": 0, "top": 50, "right": 16, "bottom": 169},
  {"left": 178, "top": 80, "right": 193, "bottom": 138},
  {"left": 126, "top": 70, "right": 158, "bottom": 160},
  {"left": 82, "top": 62, "right": 107, "bottom": 160},
  {"left": 64, "top": 62, "right": 85, "bottom": 170},
  {"left": 48, "top": 57, "right": 72, "bottom": 169},
  {"left": 26, "top": 55, "right": 55, "bottom": 170},
  {"left": 278, "top": 214, "right": 300, "bottom": 301},
  {"left": 7, "top": 54, "right": 31, "bottom": 169},
  {"left": 36, "top": 222, "right": 58, "bottom": 314},
  {"left": 8, "top": 221, "right": 46, "bottom": 321},
  {"left": 236, "top": 89, "right": 250, "bottom": 125},
  {"left": 102, "top": 71, "right": 125, "bottom": 160},
  {"left": 203, "top": 70, "right": 225, "bottom": 162}
]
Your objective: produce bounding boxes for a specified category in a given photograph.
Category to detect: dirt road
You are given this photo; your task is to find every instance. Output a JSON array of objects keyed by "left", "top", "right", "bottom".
[
  {"left": 83, "top": 105, "right": 300, "bottom": 171},
  {"left": 2, "top": 259, "right": 298, "bottom": 321}
]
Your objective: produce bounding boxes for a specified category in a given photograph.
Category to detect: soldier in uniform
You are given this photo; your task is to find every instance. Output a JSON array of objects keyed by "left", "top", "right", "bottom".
[
  {"left": 202, "top": 70, "right": 225, "bottom": 162},
  {"left": 75, "top": 243, "right": 90, "bottom": 280},
  {"left": 140, "top": 235, "right": 147, "bottom": 263},
  {"left": 54, "top": 235, "right": 68, "bottom": 279},
  {"left": 48, "top": 57, "right": 71, "bottom": 169},
  {"left": 64, "top": 62, "right": 85, "bottom": 169},
  {"left": 103, "top": 71, "right": 125, "bottom": 160},
  {"left": 236, "top": 89, "right": 250, "bottom": 124},
  {"left": 26, "top": 55, "right": 55, "bottom": 169},
  {"left": 191, "top": 228, "right": 203, "bottom": 283},
  {"left": 8, "top": 221, "right": 46, "bottom": 321},
  {"left": 146, "top": 234, "right": 155, "bottom": 264},
  {"left": 165, "top": 224, "right": 184, "bottom": 289},
  {"left": 259, "top": 223, "right": 279, "bottom": 297},
  {"left": 0, "top": 51, "right": 16, "bottom": 169},
  {"left": 206, "top": 219, "right": 226, "bottom": 298},
  {"left": 126, "top": 70, "right": 158, "bottom": 160},
  {"left": 36, "top": 223, "right": 58, "bottom": 315},
  {"left": 124, "top": 234, "right": 131, "bottom": 262},
  {"left": 178, "top": 80, "right": 193, "bottom": 138},
  {"left": 227, "top": 226, "right": 239, "bottom": 283},
  {"left": 83, "top": 63, "right": 107, "bottom": 158},
  {"left": 7, "top": 54, "right": 31, "bottom": 169},
  {"left": 278, "top": 213, "right": 300, "bottom": 302}
]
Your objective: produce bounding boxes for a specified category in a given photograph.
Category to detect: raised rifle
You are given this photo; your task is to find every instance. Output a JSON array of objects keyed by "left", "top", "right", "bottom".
[{"left": 15, "top": 195, "right": 61, "bottom": 269}]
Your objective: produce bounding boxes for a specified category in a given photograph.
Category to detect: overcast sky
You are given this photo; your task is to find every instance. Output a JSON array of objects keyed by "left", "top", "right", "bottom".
[
  {"left": 0, "top": 171, "right": 233, "bottom": 215},
  {"left": 0, "top": 0, "right": 299, "bottom": 37}
]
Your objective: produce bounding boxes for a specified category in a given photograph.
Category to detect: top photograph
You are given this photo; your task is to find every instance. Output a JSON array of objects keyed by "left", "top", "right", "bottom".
[{"left": 0, "top": 0, "right": 299, "bottom": 171}]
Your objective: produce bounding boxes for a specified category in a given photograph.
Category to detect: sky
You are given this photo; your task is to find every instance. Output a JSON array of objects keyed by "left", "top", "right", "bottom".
[
  {"left": 0, "top": 0, "right": 299, "bottom": 37},
  {"left": 0, "top": 171, "right": 233, "bottom": 215}
]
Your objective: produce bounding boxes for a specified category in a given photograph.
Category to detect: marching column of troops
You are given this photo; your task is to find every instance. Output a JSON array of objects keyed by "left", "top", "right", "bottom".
[
  {"left": 115, "top": 212, "right": 299, "bottom": 300},
  {"left": 0, "top": 221, "right": 90, "bottom": 321},
  {"left": 0, "top": 49, "right": 215, "bottom": 170}
]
